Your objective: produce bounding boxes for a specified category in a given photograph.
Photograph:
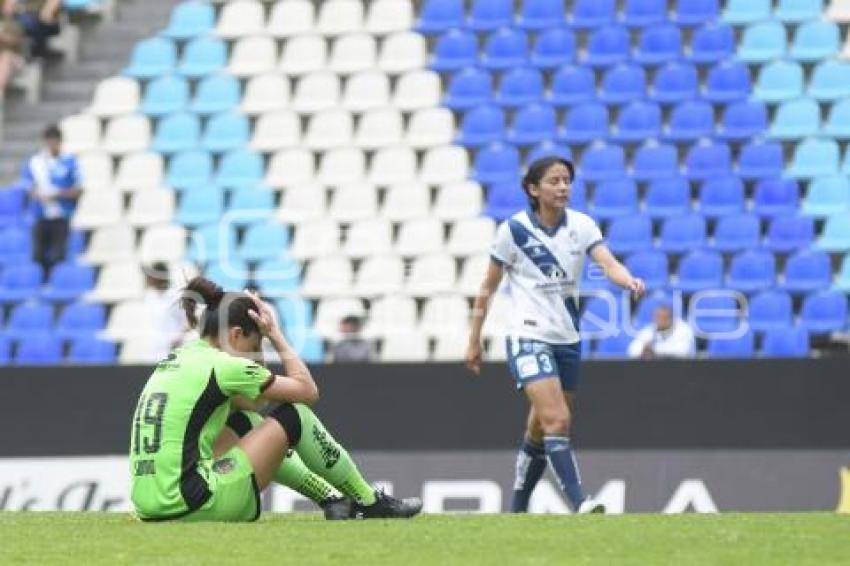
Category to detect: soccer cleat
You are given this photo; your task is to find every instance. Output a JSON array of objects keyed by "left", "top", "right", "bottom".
[
  {"left": 577, "top": 497, "right": 606, "bottom": 514},
  {"left": 351, "top": 490, "right": 423, "bottom": 519},
  {"left": 320, "top": 496, "right": 353, "bottom": 521}
]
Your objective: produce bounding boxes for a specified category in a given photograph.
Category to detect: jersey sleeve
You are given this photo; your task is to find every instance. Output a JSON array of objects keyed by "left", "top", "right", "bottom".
[
  {"left": 582, "top": 216, "right": 605, "bottom": 255},
  {"left": 215, "top": 353, "right": 272, "bottom": 400},
  {"left": 490, "top": 221, "right": 515, "bottom": 266}
]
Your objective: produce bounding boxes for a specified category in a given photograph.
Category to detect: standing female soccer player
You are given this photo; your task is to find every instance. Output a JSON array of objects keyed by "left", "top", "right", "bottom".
[
  {"left": 465, "top": 156, "right": 645, "bottom": 514},
  {"left": 129, "top": 276, "right": 422, "bottom": 521}
]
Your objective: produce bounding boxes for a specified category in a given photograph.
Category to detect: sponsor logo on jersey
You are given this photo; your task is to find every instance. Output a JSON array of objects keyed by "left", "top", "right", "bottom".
[
  {"left": 516, "top": 355, "right": 540, "bottom": 378},
  {"left": 312, "top": 426, "right": 341, "bottom": 469},
  {"left": 212, "top": 458, "right": 236, "bottom": 475}
]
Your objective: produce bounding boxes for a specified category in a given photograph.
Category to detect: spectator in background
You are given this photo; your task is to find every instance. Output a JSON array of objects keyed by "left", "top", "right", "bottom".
[
  {"left": 7, "top": 0, "right": 61, "bottom": 59},
  {"left": 142, "top": 262, "right": 187, "bottom": 361},
  {"left": 20, "top": 124, "right": 81, "bottom": 274},
  {"left": 628, "top": 304, "right": 696, "bottom": 359},
  {"left": 0, "top": 2, "right": 22, "bottom": 93},
  {"left": 331, "top": 315, "right": 375, "bottom": 363}
]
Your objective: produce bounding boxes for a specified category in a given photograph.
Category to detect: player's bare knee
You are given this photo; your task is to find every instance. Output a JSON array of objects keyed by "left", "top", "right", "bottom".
[{"left": 538, "top": 411, "right": 570, "bottom": 435}]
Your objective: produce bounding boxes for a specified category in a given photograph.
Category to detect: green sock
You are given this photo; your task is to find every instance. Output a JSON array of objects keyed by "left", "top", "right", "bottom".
[{"left": 293, "top": 404, "right": 377, "bottom": 506}]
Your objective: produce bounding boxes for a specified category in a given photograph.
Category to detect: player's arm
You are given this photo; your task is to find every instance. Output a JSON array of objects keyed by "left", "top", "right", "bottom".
[
  {"left": 590, "top": 244, "right": 646, "bottom": 298},
  {"left": 465, "top": 260, "right": 504, "bottom": 375}
]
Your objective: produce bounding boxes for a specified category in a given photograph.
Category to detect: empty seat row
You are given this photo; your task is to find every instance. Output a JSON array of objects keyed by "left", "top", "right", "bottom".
[
  {"left": 0, "top": 262, "right": 94, "bottom": 303},
  {"left": 0, "top": 335, "right": 117, "bottom": 365}
]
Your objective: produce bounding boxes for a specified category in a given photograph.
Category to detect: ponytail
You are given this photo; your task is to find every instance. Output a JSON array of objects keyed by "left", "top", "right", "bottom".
[{"left": 181, "top": 276, "right": 258, "bottom": 338}]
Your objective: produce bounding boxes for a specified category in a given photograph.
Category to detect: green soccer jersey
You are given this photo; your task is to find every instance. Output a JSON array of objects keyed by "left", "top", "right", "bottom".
[{"left": 129, "top": 339, "right": 271, "bottom": 519}]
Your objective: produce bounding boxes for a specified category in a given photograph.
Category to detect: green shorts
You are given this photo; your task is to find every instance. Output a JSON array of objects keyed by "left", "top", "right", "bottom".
[{"left": 179, "top": 446, "right": 261, "bottom": 523}]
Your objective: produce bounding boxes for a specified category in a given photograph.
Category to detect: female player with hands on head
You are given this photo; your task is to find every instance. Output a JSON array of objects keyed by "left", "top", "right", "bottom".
[{"left": 465, "top": 156, "right": 645, "bottom": 514}]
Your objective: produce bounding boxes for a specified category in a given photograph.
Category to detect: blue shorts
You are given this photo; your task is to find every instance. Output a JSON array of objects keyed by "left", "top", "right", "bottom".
[{"left": 505, "top": 337, "right": 582, "bottom": 392}]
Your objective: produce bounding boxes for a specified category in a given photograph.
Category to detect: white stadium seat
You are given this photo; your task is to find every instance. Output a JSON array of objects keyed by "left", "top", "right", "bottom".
[
  {"left": 828, "top": 0, "right": 850, "bottom": 22},
  {"left": 83, "top": 224, "right": 136, "bottom": 264},
  {"left": 265, "top": 149, "right": 316, "bottom": 188},
  {"left": 382, "top": 182, "right": 431, "bottom": 221},
  {"left": 407, "top": 107, "right": 455, "bottom": 148},
  {"left": 87, "top": 76, "right": 140, "bottom": 117},
  {"left": 87, "top": 261, "right": 145, "bottom": 303},
  {"left": 420, "top": 146, "right": 469, "bottom": 185},
  {"left": 304, "top": 109, "right": 353, "bottom": 150},
  {"left": 301, "top": 256, "right": 353, "bottom": 297},
  {"left": 102, "top": 114, "right": 150, "bottom": 155},
  {"left": 433, "top": 180, "right": 484, "bottom": 221},
  {"left": 72, "top": 190, "right": 123, "bottom": 230},
  {"left": 104, "top": 300, "right": 150, "bottom": 340},
  {"left": 380, "top": 331, "right": 429, "bottom": 362},
  {"left": 342, "top": 218, "right": 393, "bottom": 258},
  {"left": 113, "top": 152, "right": 163, "bottom": 192},
  {"left": 328, "top": 182, "right": 379, "bottom": 222},
  {"left": 279, "top": 34, "right": 328, "bottom": 76},
  {"left": 60, "top": 114, "right": 101, "bottom": 154},
  {"left": 138, "top": 224, "right": 187, "bottom": 263},
  {"left": 365, "top": 295, "right": 417, "bottom": 338},
  {"left": 318, "top": 147, "right": 366, "bottom": 186},
  {"left": 277, "top": 184, "right": 327, "bottom": 223},
  {"left": 290, "top": 218, "right": 340, "bottom": 258},
  {"left": 120, "top": 337, "right": 165, "bottom": 364},
  {"left": 342, "top": 70, "right": 391, "bottom": 112},
  {"left": 378, "top": 32, "right": 427, "bottom": 74},
  {"left": 446, "top": 216, "right": 496, "bottom": 256},
  {"left": 393, "top": 70, "right": 441, "bottom": 111},
  {"left": 366, "top": 0, "right": 414, "bottom": 35},
  {"left": 240, "top": 74, "right": 291, "bottom": 115},
  {"left": 291, "top": 71, "right": 341, "bottom": 114},
  {"left": 314, "top": 297, "right": 366, "bottom": 338},
  {"left": 216, "top": 0, "right": 266, "bottom": 39},
  {"left": 77, "top": 151, "right": 113, "bottom": 191},
  {"left": 395, "top": 217, "right": 445, "bottom": 256},
  {"left": 328, "top": 33, "right": 377, "bottom": 75},
  {"left": 355, "top": 108, "right": 403, "bottom": 149},
  {"left": 485, "top": 334, "right": 508, "bottom": 361},
  {"left": 420, "top": 295, "right": 471, "bottom": 337},
  {"left": 250, "top": 111, "right": 301, "bottom": 152},
  {"left": 406, "top": 253, "right": 457, "bottom": 296},
  {"left": 316, "top": 0, "right": 364, "bottom": 36},
  {"left": 368, "top": 146, "right": 417, "bottom": 186},
  {"left": 458, "top": 253, "right": 490, "bottom": 297},
  {"left": 126, "top": 190, "right": 175, "bottom": 227},
  {"left": 267, "top": 0, "right": 314, "bottom": 37},
  {"left": 228, "top": 36, "right": 277, "bottom": 77},
  {"left": 433, "top": 333, "right": 469, "bottom": 361},
  {"left": 353, "top": 254, "right": 405, "bottom": 296}
]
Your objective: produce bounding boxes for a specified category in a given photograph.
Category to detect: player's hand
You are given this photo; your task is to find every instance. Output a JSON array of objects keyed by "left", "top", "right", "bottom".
[
  {"left": 465, "top": 340, "right": 483, "bottom": 376},
  {"left": 245, "top": 290, "right": 280, "bottom": 338},
  {"left": 627, "top": 277, "right": 646, "bottom": 298}
]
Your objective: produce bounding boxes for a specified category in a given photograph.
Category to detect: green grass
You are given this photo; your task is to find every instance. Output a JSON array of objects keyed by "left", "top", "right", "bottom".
[{"left": 0, "top": 513, "right": 848, "bottom": 566}]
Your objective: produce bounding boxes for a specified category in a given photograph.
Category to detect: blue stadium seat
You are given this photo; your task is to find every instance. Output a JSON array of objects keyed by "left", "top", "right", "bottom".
[
  {"left": 15, "top": 334, "right": 62, "bottom": 366},
  {"left": 781, "top": 250, "right": 832, "bottom": 293},
  {"left": 689, "top": 23, "right": 734, "bottom": 64},
  {"left": 518, "top": 0, "right": 565, "bottom": 29},
  {"left": 581, "top": 296, "right": 617, "bottom": 336},
  {"left": 205, "top": 261, "right": 249, "bottom": 290},
  {"left": 68, "top": 337, "right": 117, "bottom": 364},
  {"left": 749, "top": 290, "right": 793, "bottom": 333},
  {"left": 416, "top": 0, "right": 464, "bottom": 34},
  {"left": 526, "top": 140, "right": 572, "bottom": 165},
  {"left": 645, "top": 177, "right": 691, "bottom": 218},
  {"left": 188, "top": 223, "right": 238, "bottom": 264},
  {"left": 789, "top": 20, "right": 840, "bottom": 62},
  {"left": 834, "top": 255, "right": 850, "bottom": 292},
  {"left": 658, "top": 213, "right": 706, "bottom": 253},
  {"left": 430, "top": 30, "right": 478, "bottom": 71},
  {"left": 802, "top": 176, "right": 850, "bottom": 217},
  {"left": 612, "top": 101, "right": 661, "bottom": 142},
  {"left": 6, "top": 302, "right": 52, "bottom": 340},
  {"left": 753, "top": 60, "right": 804, "bottom": 103},
  {"left": 650, "top": 61, "right": 698, "bottom": 104},
  {"left": 167, "top": 150, "right": 213, "bottom": 189},
  {"left": 718, "top": 100, "right": 768, "bottom": 141},
  {"left": 809, "top": 60, "right": 850, "bottom": 102},
  {"left": 700, "top": 176, "right": 744, "bottom": 217},
  {"left": 599, "top": 64, "right": 646, "bottom": 104},
  {"left": 255, "top": 257, "right": 302, "bottom": 295},
  {"left": 632, "top": 142, "right": 678, "bottom": 181},
  {"left": 736, "top": 21, "right": 786, "bottom": 64},
  {"left": 753, "top": 178, "right": 799, "bottom": 218},
  {"left": 594, "top": 331, "right": 632, "bottom": 358},
  {"left": 581, "top": 260, "right": 613, "bottom": 292},
  {"left": 0, "top": 226, "right": 30, "bottom": 265},
  {"left": 189, "top": 74, "right": 241, "bottom": 115},
  {"left": 823, "top": 99, "right": 850, "bottom": 139},
  {"left": 275, "top": 297, "right": 314, "bottom": 335},
  {"left": 177, "top": 186, "right": 225, "bottom": 227},
  {"left": 495, "top": 67, "right": 544, "bottom": 107},
  {"left": 583, "top": 25, "right": 630, "bottom": 67},
  {"left": 722, "top": 0, "right": 770, "bottom": 24},
  {"left": 178, "top": 36, "right": 226, "bottom": 78},
  {"left": 625, "top": 250, "right": 669, "bottom": 289},
  {"left": 123, "top": 37, "right": 176, "bottom": 79},
  {"left": 558, "top": 102, "right": 608, "bottom": 144},
  {"left": 229, "top": 187, "right": 275, "bottom": 226},
  {"left": 768, "top": 98, "right": 819, "bottom": 140},
  {"left": 456, "top": 105, "right": 505, "bottom": 147},
  {"left": 774, "top": 0, "right": 824, "bottom": 22},
  {"left": 506, "top": 103, "right": 557, "bottom": 145},
  {"left": 800, "top": 290, "right": 848, "bottom": 334},
  {"left": 481, "top": 28, "right": 528, "bottom": 70},
  {"left": 762, "top": 326, "right": 809, "bottom": 357},
  {"left": 473, "top": 143, "right": 521, "bottom": 185},
  {"left": 549, "top": 65, "right": 596, "bottom": 106},
  {"left": 0, "top": 186, "right": 24, "bottom": 228},
  {"left": 214, "top": 149, "right": 264, "bottom": 188},
  {"left": 0, "top": 263, "right": 43, "bottom": 303},
  {"left": 676, "top": 249, "right": 723, "bottom": 292},
  {"left": 140, "top": 75, "right": 189, "bottom": 117},
  {"left": 707, "top": 330, "right": 754, "bottom": 358},
  {"left": 152, "top": 112, "right": 200, "bottom": 154},
  {"left": 467, "top": 0, "right": 513, "bottom": 31},
  {"left": 590, "top": 178, "right": 638, "bottom": 219},
  {"left": 712, "top": 214, "right": 761, "bottom": 253},
  {"left": 689, "top": 295, "right": 741, "bottom": 335},
  {"left": 570, "top": 0, "right": 616, "bottom": 28},
  {"left": 485, "top": 182, "right": 527, "bottom": 221},
  {"left": 202, "top": 112, "right": 250, "bottom": 153},
  {"left": 726, "top": 249, "right": 775, "bottom": 292},
  {"left": 41, "top": 262, "right": 94, "bottom": 302},
  {"left": 672, "top": 0, "right": 718, "bottom": 26},
  {"left": 55, "top": 302, "right": 105, "bottom": 340},
  {"left": 239, "top": 222, "right": 290, "bottom": 262},
  {"left": 763, "top": 215, "right": 814, "bottom": 252},
  {"left": 162, "top": 0, "right": 215, "bottom": 39},
  {"left": 66, "top": 230, "right": 85, "bottom": 258},
  {"left": 703, "top": 61, "right": 751, "bottom": 102},
  {"left": 529, "top": 27, "right": 575, "bottom": 68},
  {"left": 633, "top": 290, "right": 677, "bottom": 328},
  {"left": 788, "top": 138, "right": 840, "bottom": 179},
  {"left": 817, "top": 214, "right": 850, "bottom": 252},
  {"left": 665, "top": 100, "right": 713, "bottom": 141},
  {"left": 621, "top": 0, "right": 666, "bottom": 28},
  {"left": 443, "top": 67, "right": 492, "bottom": 110},
  {"left": 684, "top": 141, "right": 731, "bottom": 180},
  {"left": 634, "top": 24, "right": 681, "bottom": 65},
  {"left": 570, "top": 178, "right": 589, "bottom": 214},
  {"left": 737, "top": 140, "right": 783, "bottom": 179},
  {"left": 580, "top": 144, "right": 626, "bottom": 181},
  {"left": 606, "top": 214, "right": 653, "bottom": 255}
]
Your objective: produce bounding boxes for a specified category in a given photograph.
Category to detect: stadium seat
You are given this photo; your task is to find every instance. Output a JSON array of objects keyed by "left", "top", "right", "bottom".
[
  {"left": 762, "top": 326, "right": 809, "bottom": 357},
  {"left": 665, "top": 100, "right": 714, "bottom": 141},
  {"left": 87, "top": 76, "right": 140, "bottom": 118},
  {"left": 634, "top": 24, "right": 681, "bottom": 65},
  {"left": 567, "top": 178, "right": 588, "bottom": 213},
  {"left": 229, "top": 188, "right": 275, "bottom": 227},
  {"left": 823, "top": 99, "right": 850, "bottom": 139},
  {"left": 420, "top": 295, "right": 471, "bottom": 338},
  {"left": 430, "top": 29, "right": 477, "bottom": 71},
  {"left": 749, "top": 290, "right": 792, "bottom": 333},
  {"left": 115, "top": 153, "right": 164, "bottom": 191},
  {"left": 126, "top": 189, "right": 174, "bottom": 227},
  {"left": 467, "top": 0, "right": 512, "bottom": 31},
  {"left": 689, "top": 23, "right": 734, "bottom": 64},
  {"left": 507, "top": 103, "right": 557, "bottom": 145},
  {"left": 633, "top": 142, "right": 678, "bottom": 181},
  {"left": 549, "top": 65, "right": 596, "bottom": 106},
  {"left": 68, "top": 337, "right": 117, "bottom": 365},
  {"left": 650, "top": 61, "right": 698, "bottom": 104},
  {"left": 301, "top": 256, "right": 354, "bottom": 298},
  {"left": 177, "top": 186, "right": 224, "bottom": 227},
  {"left": 241, "top": 74, "right": 290, "bottom": 115},
  {"left": 718, "top": 100, "right": 768, "bottom": 141},
  {"left": 41, "top": 262, "right": 94, "bottom": 302},
  {"left": 583, "top": 25, "right": 630, "bottom": 67},
  {"left": 396, "top": 218, "right": 445, "bottom": 257},
  {"left": 167, "top": 150, "right": 212, "bottom": 190},
  {"left": 689, "top": 295, "right": 742, "bottom": 335},
  {"left": 763, "top": 215, "right": 814, "bottom": 252},
  {"left": 140, "top": 75, "right": 188, "bottom": 117},
  {"left": 189, "top": 74, "right": 240, "bottom": 115},
  {"left": 581, "top": 144, "right": 626, "bottom": 181},
  {"left": 781, "top": 250, "right": 832, "bottom": 293},
  {"left": 484, "top": 182, "right": 526, "bottom": 221},
  {"left": 202, "top": 112, "right": 250, "bottom": 153},
  {"left": 834, "top": 255, "right": 850, "bottom": 292},
  {"left": 789, "top": 21, "right": 839, "bottom": 62},
  {"left": 123, "top": 37, "right": 176, "bottom": 79},
  {"left": 707, "top": 330, "right": 755, "bottom": 359},
  {"left": 443, "top": 68, "right": 491, "bottom": 110},
  {"left": 5, "top": 301, "right": 52, "bottom": 339},
  {"left": 72, "top": 189, "right": 122, "bottom": 229},
  {"left": 188, "top": 223, "right": 237, "bottom": 264},
  {"left": 594, "top": 331, "right": 633, "bottom": 359},
  {"left": 0, "top": 263, "right": 43, "bottom": 303},
  {"left": 14, "top": 335, "right": 62, "bottom": 366},
  {"left": 76, "top": 153, "right": 112, "bottom": 192},
  {"left": 768, "top": 98, "right": 820, "bottom": 140},
  {"left": 723, "top": 0, "right": 770, "bottom": 23},
  {"left": 266, "top": 150, "right": 315, "bottom": 190},
  {"left": 481, "top": 28, "right": 528, "bottom": 70},
  {"left": 291, "top": 71, "right": 340, "bottom": 114},
  {"left": 342, "top": 70, "right": 390, "bottom": 112},
  {"left": 599, "top": 64, "right": 646, "bottom": 105},
  {"left": 612, "top": 101, "right": 661, "bottom": 142},
  {"left": 558, "top": 103, "right": 609, "bottom": 144},
  {"left": 472, "top": 143, "right": 520, "bottom": 185},
  {"left": 215, "top": 0, "right": 265, "bottom": 38},
  {"left": 800, "top": 290, "right": 848, "bottom": 334},
  {"left": 379, "top": 31, "right": 428, "bottom": 73},
  {"left": 621, "top": 0, "right": 666, "bottom": 27},
  {"left": 353, "top": 255, "right": 403, "bottom": 295},
  {"left": 672, "top": 0, "right": 718, "bottom": 25},
  {"left": 82, "top": 225, "right": 136, "bottom": 265},
  {"left": 204, "top": 261, "right": 249, "bottom": 291},
  {"left": 529, "top": 27, "right": 575, "bottom": 68},
  {"left": 304, "top": 109, "right": 355, "bottom": 151},
  {"left": 316, "top": 0, "right": 364, "bottom": 36},
  {"left": 433, "top": 180, "right": 483, "bottom": 221},
  {"left": 289, "top": 219, "right": 340, "bottom": 260},
  {"left": 255, "top": 258, "right": 301, "bottom": 295},
  {"left": 625, "top": 251, "right": 669, "bottom": 289},
  {"left": 370, "top": 146, "right": 419, "bottom": 185},
  {"left": 736, "top": 21, "right": 786, "bottom": 63},
  {"left": 496, "top": 67, "right": 544, "bottom": 108},
  {"left": 571, "top": 0, "right": 616, "bottom": 28},
  {"left": 420, "top": 145, "right": 470, "bottom": 185},
  {"left": 152, "top": 112, "right": 200, "bottom": 154},
  {"left": 816, "top": 214, "right": 850, "bottom": 252},
  {"left": 446, "top": 216, "right": 496, "bottom": 256},
  {"left": 178, "top": 36, "right": 226, "bottom": 78},
  {"left": 274, "top": 296, "right": 314, "bottom": 339},
  {"left": 0, "top": 187, "right": 25, "bottom": 228},
  {"left": 828, "top": 0, "right": 850, "bottom": 21},
  {"left": 753, "top": 60, "right": 804, "bottom": 103},
  {"left": 407, "top": 254, "right": 457, "bottom": 296},
  {"left": 753, "top": 178, "right": 799, "bottom": 218},
  {"left": 329, "top": 183, "right": 379, "bottom": 223},
  {"left": 737, "top": 140, "right": 783, "bottom": 179},
  {"left": 809, "top": 60, "right": 850, "bottom": 101},
  {"left": 355, "top": 108, "right": 404, "bottom": 149},
  {"left": 0, "top": 226, "right": 31, "bottom": 265},
  {"left": 645, "top": 177, "right": 691, "bottom": 218},
  {"left": 788, "top": 138, "right": 840, "bottom": 179},
  {"left": 317, "top": 147, "right": 365, "bottom": 187},
  {"left": 684, "top": 141, "right": 731, "bottom": 180},
  {"left": 801, "top": 176, "right": 850, "bottom": 217},
  {"left": 102, "top": 114, "right": 150, "bottom": 155},
  {"left": 86, "top": 261, "right": 144, "bottom": 303},
  {"left": 527, "top": 140, "right": 573, "bottom": 165},
  {"left": 393, "top": 70, "right": 441, "bottom": 112},
  {"left": 607, "top": 215, "right": 653, "bottom": 255},
  {"left": 774, "top": 0, "right": 824, "bottom": 22},
  {"left": 279, "top": 34, "right": 327, "bottom": 76},
  {"left": 589, "top": 177, "right": 638, "bottom": 220},
  {"left": 676, "top": 249, "right": 723, "bottom": 292},
  {"left": 658, "top": 213, "right": 706, "bottom": 253},
  {"left": 456, "top": 106, "right": 505, "bottom": 147},
  {"left": 366, "top": 0, "right": 413, "bottom": 34},
  {"left": 712, "top": 214, "right": 761, "bottom": 253},
  {"left": 60, "top": 114, "right": 100, "bottom": 154},
  {"left": 416, "top": 0, "right": 463, "bottom": 34},
  {"left": 250, "top": 111, "right": 300, "bottom": 152},
  {"left": 726, "top": 249, "right": 775, "bottom": 293},
  {"left": 328, "top": 33, "right": 377, "bottom": 75},
  {"left": 700, "top": 176, "right": 744, "bottom": 217},
  {"left": 703, "top": 61, "right": 750, "bottom": 102},
  {"left": 162, "top": 1, "right": 214, "bottom": 40}
]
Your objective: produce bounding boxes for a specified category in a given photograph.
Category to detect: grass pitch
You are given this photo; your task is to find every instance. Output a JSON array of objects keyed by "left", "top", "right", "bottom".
[{"left": 0, "top": 513, "right": 847, "bottom": 566}]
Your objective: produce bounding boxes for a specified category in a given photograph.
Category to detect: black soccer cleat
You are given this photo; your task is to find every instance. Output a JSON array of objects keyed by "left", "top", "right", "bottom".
[
  {"left": 320, "top": 496, "right": 353, "bottom": 521},
  {"left": 352, "top": 490, "right": 423, "bottom": 519}
]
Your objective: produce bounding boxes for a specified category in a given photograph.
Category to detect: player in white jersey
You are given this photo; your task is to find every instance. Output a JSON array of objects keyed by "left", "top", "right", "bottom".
[{"left": 465, "top": 156, "right": 645, "bottom": 514}]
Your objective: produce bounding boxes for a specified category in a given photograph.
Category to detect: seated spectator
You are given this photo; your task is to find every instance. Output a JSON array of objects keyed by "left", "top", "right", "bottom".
[
  {"left": 628, "top": 304, "right": 696, "bottom": 359},
  {"left": 141, "top": 262, "right": 187, "bottom": 361},
  {"left": 9, "top": 0, "right": 61, "bottom": 59},
  {"left": 331, "top": 315, "right": 375, "bottom": 363},
  {"left": 0, "top": 3, "right": 22, "bottom": 93}
]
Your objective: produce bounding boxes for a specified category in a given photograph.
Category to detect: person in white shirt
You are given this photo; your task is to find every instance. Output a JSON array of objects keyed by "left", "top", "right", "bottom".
[
  {"left": 628, "top": 304, "right": 695, "bottom": 359},
  {"left": 465, "top": 156, "right": 645, "bottom": 515},
  {"left": 140, "top": 262, "right": 187, "bottom": 362}
]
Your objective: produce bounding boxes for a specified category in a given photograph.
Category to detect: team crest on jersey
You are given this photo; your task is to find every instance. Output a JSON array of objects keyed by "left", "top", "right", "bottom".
[
  {"left": 521, "top": 236, "right": 547, "bottom": 258},
  {"left": 213, "top": 457, "right": 236, "bottom": 474},
  {"left": 541, "top": 263, "right": 566, "bottom": 280}
]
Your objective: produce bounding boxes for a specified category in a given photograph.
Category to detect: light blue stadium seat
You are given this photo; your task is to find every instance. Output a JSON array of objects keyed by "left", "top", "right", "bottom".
[
  {"left": 570, "top": 0, "right": 616, "bottom": 28},
  {"left": 788, "top": 138, "right": 840, "bottom": 179},
  {"left": 467, "top": 0, "right": 513, "bottom": 31},
  {"left": 712, "top": 214, "right": 761, "bottom": 253},
  {"left": 473, "top": 142, "right": 521, "bottom": 185},
  {"left": 456, "top": 105, "right": 505, "bottom": 147},
  {"left": 529, "top": 27, "right": 575, "bottom": 68},
  {"left": 809, "top": 60, "right": 850, "bottom": 101},
  {"left": 123, "top": 37, "right": 176, "bottom": 79},
  {"left": 152, "top": 112, "right": 200, "bottom": 154},
  {"left": 676, "top": 249, "right": 723, "bottom": 292},
  {"left": 481, "top": 28, "right": 528, "bottom": 70},
  {"left": 823, "top": 99, "right": 850, "bottom": 139},
  {"left": 230, "top": 187, "right": 275, "bottom": 226},
  {"left": 690, "top": 23, "right": 734, "bottom": 63},
  {"left": 625, "top": 250, "right": 669, "bottom": 289},
  {"left": 178, "top": 36, "right": 226, "bottom": 78},
  {"left": 633, "top": 290, "right": 677, "bottom": 328},
  {"left": 0, "top": 226, "right": 31, "bottom": 265},
  {"left": 583, "top": 25, "right": 630, "bottom": 67},
  {"left": 6, "top": 302, "right": 53, "bottom": 340},
  {"left": 726, "top": 249, "right": 775, "bottom": 292},
  {"left": 549, "top": 65, "right": 596, "bottom": 106},
  {"left": 801, "top": 176, "right": 850, "bottom": 217},
  {"left": 255, "top": 257, "right": 302, "bottom": 295},
  {"left": 162, "top": 1, "right": 215, "bottom": 40},
  {"left": 55, "top": 302, "right": 105, "bottom": 340},
  {"left": 558, "top": 102, "right": 609, "bottom": 144},
  {"left": 205, "top": 261, "right": 249, "bottom": 290},
  {"left": 763, "top": 215, "right": 814, "bottom": 252},
  {"left": 722, "top": 0, "right": 771, "bottom": 24},
  {"left": 634, "top": 24, "right": 681, "bottom": 65},
  {"left": 0, "top": 185, "right": 25, "bottom": 228},
  {"left": 774, "top": 0, "right": 825, "bottom": 23},
  {"left": 177, "top": 187, "right": 225, "bottom": 227},
  {"left": 650, "top": 61, "right": 697, "bottom": 104},
  {"left": 290, "top": 329, "right": 324, "bottom": 364},
  {"left": 430, "top": 30, "right": 477, "bottom": 71},
  {"left": 599, "top": 63, "right": 646, "bottom": 104},
  {"left": 607, "top": 215, "right": 653, "bottom": 255},
  {"left": 214, "top": 149, "right": 263, "bottom": 188},
  {"left": 526, "top": 140, "right": 572, "bottom": 165},
  {"left": 753, "top": 60, "right": 804, "bottom": 103},
  {"left": 167, "top": 150, "right": 212, "bottom": 189},
  {"left": 484, "top": 182, "right": 527, "bottom": 221},
  {"left": 736, "top": 21, "right": 786, "bottom": 64},
  {"left": 762, "top": 326, "right": 809, "bottom": 357},
  {"left": 141, "top": 75, "right": 189, "bottom": 117},
  {"left": 416, "top": 0, "right": 464, "bottom": 34},
  {"left": 15, "top": 334, "right": 62, "bottom": 366},
  {"left": 621, "top": 0, "right": 666, "bottom": 28},
  {"left": 781, "top": 250, "right": 832, "bottom": 293},
  {"left": 707, "top": 330, "right": 755, "bottom": 358},
  {"left": 506, "top": 103, "right": 557, "bottom": 145},
  {"left": 768, "top": 98, "right": 820, "bottom": 140},
  {"left": 816, "top": 214, "right": 850, "bottom": 252},
  {"left": 68, "top": 337, "right": 117, "bottom": 365},
  {"left": 41, "top": 262, "right": 94, "bottom": 302},
  {"left": 275, "top": 297, "right": 314, "bottom": 335},
  {"left": 800, "top": 290, "right": 848, "bottom": 334},
  {"left": 672, "top": 0, "right": 719, "bottom": 26},
  {"left": 753, "top": 178, "right": 799, "bottom": 218},
  {"left": 684, "top": 141, "right": 731, "bottom": 180},
  {"left": 718, "top": 100, "right": 768, "bottom": 141},
  {"left": 665, "top": 99, "right": 713, "bottom": 141},
  {"left": 496, "top": 67, "right": 543, "bottom": 107},
  {"left": 738, "top": 140, "right": 783, "bottom": 179},
  {"left": 443, "top": 67, "right": 492, "bottom": 110},
  {"left": 632, "top": 142, "right": 678, "bottom": 181},
  {"left": 645, "top": 177, "right": 691, "bottom": 218},
  {"left": 834, "top": 255, "right": 850, "bottom": 292},
  {"left": 658, "top": 213, "right": 706, "bottom": 253},
  {"left": 612, "top": 101, "right": 661, "bottom": 142},
  {"left": 700, "top": 176, "right": 744, "bottom": 217},
  {"left": 0, "top": 263, "right": 43, "bottom": 303},
  {"left": 789, "top": 21, "right": 840, "bottom": 62},
  {"left": 189, "top": 73, "right": 241, "bottom": 115},
  {"left": 704, "top": 61, "right": 751, "bottom": 102},
  {"left": 590, "top": 178, "right": 638, "bottom": 219},
  {"left": 749, "top": 290, "right": 793, "bottom": 333},
  {"left": 189, "top": 224, "right": 238, "bottom": 264},
  {"left": 202, "top": 112, "right": 250, "bottom": 153},
  {"left": 689, "top": 295, "right": 741, "bottom": 335},
  {"left": 594, "top": 331, "right": 633, "bottom": 359},
  {"left": 580, "top": 144, "right": 626, "bottom": 181},
  {"left": 239, "top": 221, "right": 290, "bottom": 262}
]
